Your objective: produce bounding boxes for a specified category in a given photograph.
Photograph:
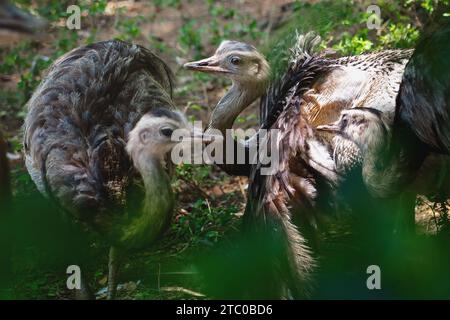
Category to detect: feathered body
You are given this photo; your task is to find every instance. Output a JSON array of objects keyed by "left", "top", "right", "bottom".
[
  {"left": 244, "top": 49, "right": 337, "bottom": 298},
  {"left": 320, "top": 17, "right": 450, "bottom": 200},
  {"left": 23, "top": 40, "right": 175, "bottom": 249},
  {"left": 250, "top": 36, "right": 413, "bottom": 229},
  {"left": 262, "top": 44, "right": 412, "bottom": 132},
  {"left": 244, "top": 38, "right": 413, "bottom": 296},
  {"left": 395, "top": 17, "right": 450, "bottom": 155}
]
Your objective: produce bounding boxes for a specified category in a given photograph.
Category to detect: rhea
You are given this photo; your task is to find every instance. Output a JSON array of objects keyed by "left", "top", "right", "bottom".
[
  {"left": 185, "top": 41, "right": 270, "bottom": 135},
  {"left": 318, "top": 107, "right": 449, "bottom": 209},
  {"left": 118, "top": 108, "right": 198, "bottom": 297},
  {"left": 184, "top": 35, "right": 412, "bottom": 297},
  {"left": 318, "top": 108, "right": 398, "bottom": 196},
  {"left": 318, "top": 16, "right": 450, "bottom": 201},
  {"left": 24, "top": 40, "right": 185, "bottom": 299}
]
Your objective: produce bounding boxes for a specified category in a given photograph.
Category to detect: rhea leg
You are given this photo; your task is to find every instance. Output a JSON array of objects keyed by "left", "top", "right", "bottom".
[{"left": 107, "top": 246, "right": 122, "bottom": 300}]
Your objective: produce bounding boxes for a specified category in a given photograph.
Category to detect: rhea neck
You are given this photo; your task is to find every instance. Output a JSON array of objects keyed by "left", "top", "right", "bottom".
[
  {"left": 123, "top": 149, "right": 174, "bottom": 246},
  {"left": 207, "top": 75, "right": 269, "bottom": 135},
  {"left": 132, "top": 150, "right": 171, "bottom": 193},
  {"left": 356, "top": 125, "right": 406, "bottom": 198}
]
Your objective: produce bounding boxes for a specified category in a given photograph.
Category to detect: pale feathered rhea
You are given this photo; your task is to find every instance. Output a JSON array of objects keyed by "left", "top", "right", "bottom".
[{"left": 23, "top": 40, "right": 191, "bottom": 299}]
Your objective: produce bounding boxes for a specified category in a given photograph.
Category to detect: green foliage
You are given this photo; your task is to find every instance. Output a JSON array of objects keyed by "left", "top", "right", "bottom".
[
  {"left": 264, "top": 0, "right": 356, "bottom": 77},
  {"left": 406, "top": 0, "right": 450, "bottom": 13},
  {"left": 179, "top": 20, "right": 204, "bottom": 58},
  {"left": 0, "top": 41, "right": 32, "bottom": 74},
  {"left": 86, "top": 0, "right": 107, "bottom": 15},
  {"left": 378, "top": 23, "right": 420, "bottom": 48},
  {"left": 171, "top": 164, "right": 238, "bottom": 245},
  {"left": 171, "top": 198, "right": 238, "bottom": 246},
  {"left": 32, "top": 0, "right": 68, "bottom": 22},
  {"left": 0, "top": 30, "right": 78, "bottom": 107},
  {"left": 172, "top": 163, "right": 239, "bottom": 245},
  {"left": 154, "top": 0, "right": 182, "bottom": 8},
  {"left": 175, "top": 163, "right": 212, "bottom": 187},
  {"left": 266, "top": 0, "right": 444, "bottom": 72},
  {"left": 334, "top": 31, "right": 374, "bottom": 55},
  {"left": 115, "top": 18, "right": 142, "bottom": 42},
  {"left": 178, "top": 1, "right": 264, "bottom": 59}
]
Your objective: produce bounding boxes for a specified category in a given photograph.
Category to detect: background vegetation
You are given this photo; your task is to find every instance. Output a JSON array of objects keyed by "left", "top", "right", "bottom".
[{"left": 0, "top": 0, "right": 449, "bottom": 299}]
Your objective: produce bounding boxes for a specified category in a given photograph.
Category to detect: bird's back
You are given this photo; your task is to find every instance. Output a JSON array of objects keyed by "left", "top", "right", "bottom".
[
  {"left": 24, "top": 40, "right": 175, "bottom": 230},
  {"left": 395, "top": 17, "right": 450, "bottom": 154},
  {"left": 306, "top": 49, "right": 412, "bottom": 127},
  {"left": 261, "top": 34, "right": 412, "bottom": 133}
]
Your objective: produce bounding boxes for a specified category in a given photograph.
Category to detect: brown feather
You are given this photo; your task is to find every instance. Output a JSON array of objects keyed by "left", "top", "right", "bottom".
[{"left": 23, "top": 40, "right": 175, "bottom": 232}]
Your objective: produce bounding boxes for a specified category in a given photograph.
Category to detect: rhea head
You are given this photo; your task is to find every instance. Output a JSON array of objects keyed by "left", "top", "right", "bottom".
[
  {"left": 317, "top": 107, "right": 391, "bottom": 154},
  {"left": 184, "top": 41, "right": 270, "bottom": 133},
  {"left": 127, "top": 108, "right": 202, "bottom": 169},
  {"left": 184, "top": 40, "right": 270, "bottom": 86}
]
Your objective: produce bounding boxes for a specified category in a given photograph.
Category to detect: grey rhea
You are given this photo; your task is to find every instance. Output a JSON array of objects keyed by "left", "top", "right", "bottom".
[
  {"left": 23, "top": 40, "right": 191, "bottom": 299},
  {"left": 318, "top": 108, "right": 449, "bottom": 200}
]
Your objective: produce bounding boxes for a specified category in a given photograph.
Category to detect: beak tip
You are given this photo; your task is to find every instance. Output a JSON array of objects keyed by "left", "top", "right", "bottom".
[
  {"left": 183, "top": 61, "right": 200, "bottom": 70},
  {"left": 317, "top": 125, "right": 338, "bottom": 132}
]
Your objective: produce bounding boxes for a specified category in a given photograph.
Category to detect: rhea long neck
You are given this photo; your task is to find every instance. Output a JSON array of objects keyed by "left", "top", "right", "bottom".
[
  {"left": 360, "top": 135, "right": 390, "bottom": 194},
  {"left": 133, "top": 151, "right": 172, "bottom": 199},
  {"left": 126, "top": 151, "right": 173, "bottom": 244},
  {"left": 359, "top": 128, "right": 409, "bottom": 198},
  {"left": 207, "top": 78, "right": 269, "bottom": 135}
]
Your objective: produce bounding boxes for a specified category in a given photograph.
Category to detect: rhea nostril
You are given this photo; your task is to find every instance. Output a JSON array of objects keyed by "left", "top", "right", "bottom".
[{"left": 198, "top": 61, "right": 209, "bottom": 66}]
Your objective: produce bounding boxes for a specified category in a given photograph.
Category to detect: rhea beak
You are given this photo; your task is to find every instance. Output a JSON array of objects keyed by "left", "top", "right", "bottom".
[
  {"left": 316, "top": 123, "right": 340, "bottom": 133},
  {"left": 183, "top": 56, "right": 230, "bottom": 74},
  {"left": 188, "top": 129, "right": 216, "bottom": 144}
]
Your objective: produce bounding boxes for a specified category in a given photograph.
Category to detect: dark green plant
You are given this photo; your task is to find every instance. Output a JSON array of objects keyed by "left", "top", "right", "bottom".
[
  {"left": 171, "top": 198, "right": 238, "bottom": 246},
  {"left": 115, "top": 17, "right": 142, "bottom": 42}
]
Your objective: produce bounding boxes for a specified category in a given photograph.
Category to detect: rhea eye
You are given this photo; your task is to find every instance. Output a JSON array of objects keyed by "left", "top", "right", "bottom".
[
  {"left": 160, "top": 127, "right": 174, "bottom": 137},
  {"left": 230, "top": 56, "right": 241, "bottom": 65}
]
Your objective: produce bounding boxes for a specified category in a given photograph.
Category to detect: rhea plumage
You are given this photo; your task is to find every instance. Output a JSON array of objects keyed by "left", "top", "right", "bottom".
[
  {"left": 185, "top": 40, "right": 270, "bottom": 136},
  {"left": 23, "top": 40, "right": 189, "bottom": 299},
  {"left": 318, "top": 108, "right": 449, "bottom": 202},
  {"left": 318, "top": 17, "right": 450, "bottom": 200}
]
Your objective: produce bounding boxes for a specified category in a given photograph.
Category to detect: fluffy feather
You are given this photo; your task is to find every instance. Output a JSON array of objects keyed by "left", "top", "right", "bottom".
[{"left": 23, "top": 40, "right": 175, "bottom": 232}]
